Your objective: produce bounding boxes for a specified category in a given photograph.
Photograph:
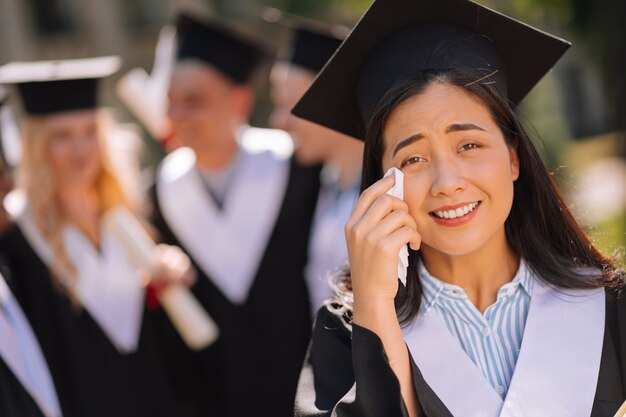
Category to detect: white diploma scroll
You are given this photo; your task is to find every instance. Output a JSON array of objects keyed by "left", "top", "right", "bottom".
[
  {"left": 384, "top": 167, "right": 409, "bottom": 286},
  {"left": 104, "top": 207, "right": 219, "bottom": 350}
]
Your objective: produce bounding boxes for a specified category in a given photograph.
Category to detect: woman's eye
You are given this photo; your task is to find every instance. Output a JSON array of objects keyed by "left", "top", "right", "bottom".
[
  {"left": 400, "top": 156, "right": 426, "bottom": 168},
  {"left": 459, "top": 143, "right": 481, "bottom": 152}
]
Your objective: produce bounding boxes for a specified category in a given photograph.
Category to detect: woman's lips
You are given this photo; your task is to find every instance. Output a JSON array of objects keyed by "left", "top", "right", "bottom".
[{"left": 429, "top": 201, "right": 481, "bottom": 227}]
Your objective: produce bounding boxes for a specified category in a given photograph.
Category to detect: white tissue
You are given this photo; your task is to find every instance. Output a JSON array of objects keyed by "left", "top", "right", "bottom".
[{"left": 384, "top": 167, "right": 409, "bottom": 286}]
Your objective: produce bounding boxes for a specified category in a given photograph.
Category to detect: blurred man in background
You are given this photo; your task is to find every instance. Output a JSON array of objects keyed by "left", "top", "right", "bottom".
[{"left": 150, "top": 11, "right": 321, "bottom": 417}]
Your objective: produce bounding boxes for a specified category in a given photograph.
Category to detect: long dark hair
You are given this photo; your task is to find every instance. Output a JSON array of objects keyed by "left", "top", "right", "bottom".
[{"left": 330, "top": 68, "right": 624, "bottom": 327}]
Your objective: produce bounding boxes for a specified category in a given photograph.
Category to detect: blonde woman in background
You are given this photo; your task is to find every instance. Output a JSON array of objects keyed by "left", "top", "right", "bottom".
[{"left": 0, "top": 57, "right": 191, "bottom": 417}]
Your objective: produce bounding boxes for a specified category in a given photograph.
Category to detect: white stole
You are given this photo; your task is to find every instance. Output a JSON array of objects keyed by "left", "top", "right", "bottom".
[
  {"left": 14, "top": 206, "right": 145, "bottom": 354},
  {"left": 404, "top": 274, "right": 605, "bottom": 417},
  {"left": 156, "top": 134, "right": 290, "bottom": 305},
  {"left": 0, "top": 274, "right": 63, "bottom": 417}
]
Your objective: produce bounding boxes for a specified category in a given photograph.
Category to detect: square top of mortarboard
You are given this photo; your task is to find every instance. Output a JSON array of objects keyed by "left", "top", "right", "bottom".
[
  {"left": 175, "top": 11, "right": 274, "bottom": 84},
  {"left": 0, "top": 56, "right": 121, "bottom": 116},
  {"left": 291, "top": 0, "right": 571, "bottom": 140},
  {"left": 262, "top": 8, "right": 349, "bottom": 73}
]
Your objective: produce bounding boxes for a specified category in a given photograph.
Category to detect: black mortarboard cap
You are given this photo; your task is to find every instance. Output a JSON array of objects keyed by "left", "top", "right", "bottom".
[
  {"left": 263, "top": 8, "right": 349, "bottom": 73},
  {"left": 292, "top": 0, "right": 571, "bottom": 140},
  {"left": 0, "top": 56, "right": 121, "bottom": 116},
  {"left": 176, "top": 12, "right": 271, "bottom": 84}
]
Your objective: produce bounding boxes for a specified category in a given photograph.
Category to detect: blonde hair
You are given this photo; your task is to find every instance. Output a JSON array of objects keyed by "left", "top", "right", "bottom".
[{"left": 18, "top": 109, "right": 138, "bottom": 301}]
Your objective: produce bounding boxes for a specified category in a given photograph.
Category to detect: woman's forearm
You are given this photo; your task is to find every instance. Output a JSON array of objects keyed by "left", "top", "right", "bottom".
[{"left": 353, "top": 296, "right": 420, "bottom": 417}]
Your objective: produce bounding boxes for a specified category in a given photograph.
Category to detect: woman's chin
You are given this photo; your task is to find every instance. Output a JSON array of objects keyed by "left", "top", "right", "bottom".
[{"left": 419, "top": 240, "right": 484, "bottom": 258}]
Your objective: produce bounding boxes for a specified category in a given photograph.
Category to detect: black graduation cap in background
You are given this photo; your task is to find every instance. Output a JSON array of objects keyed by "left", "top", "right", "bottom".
[
  {"left": 176, "top": 12, "right": 272, "bottom": 84},
  {"left": 0, "top": 56, "right": 121, "bottom": 116},
  {"left": 292, "top": 0, "right": 571, "bottom": 140},
  {"left": 262, "top": 8, "right": 349, "bottom": 73}
]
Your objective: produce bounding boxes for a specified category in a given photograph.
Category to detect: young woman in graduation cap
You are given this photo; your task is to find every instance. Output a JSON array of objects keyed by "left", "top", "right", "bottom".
[
  {"left": 0, "top": 56, "right": 194, "bottom": 417},
  {"left": 291, "top": 0, "right": 626, "bottom": 416}
]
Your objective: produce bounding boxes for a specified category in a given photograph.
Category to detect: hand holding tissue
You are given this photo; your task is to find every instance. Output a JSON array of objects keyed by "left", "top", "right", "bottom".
[{"left": 383, "top": 168, "right": 410, "bottom": 286}]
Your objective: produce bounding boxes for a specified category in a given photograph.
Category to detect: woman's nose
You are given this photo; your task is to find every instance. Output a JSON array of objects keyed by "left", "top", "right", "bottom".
[{"left": 430, "top": 155, "right": 466, "bottom": 197}]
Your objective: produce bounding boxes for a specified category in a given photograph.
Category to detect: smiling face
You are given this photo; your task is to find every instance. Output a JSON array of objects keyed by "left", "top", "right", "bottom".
[
  {"left": 381, "top": 82, "right": 519, "bottom": 257},
  {"left": 43, "top": 109, "right": 102, "bottom": 189},
  {"left": 167, "top": 61, "right": 252, "bottom": 155}
]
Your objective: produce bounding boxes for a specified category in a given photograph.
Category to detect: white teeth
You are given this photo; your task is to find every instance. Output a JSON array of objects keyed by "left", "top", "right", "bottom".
[{"left": 433, "top": 202, "right": 479, "bottom": 219}]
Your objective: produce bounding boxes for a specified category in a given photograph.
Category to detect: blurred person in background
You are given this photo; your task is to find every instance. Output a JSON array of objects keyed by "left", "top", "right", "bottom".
[
  {"left": 149, "top": 11, "right": 321, "bottom": 417},
  {"left": 0, "top": 56, "right": 194, "bottom": 417},
  {"left": 0, "top": 90, "right": 62, "bottom": 417},
  {"left": 268, "top": 10, "right": 364, "bottom": 316}
]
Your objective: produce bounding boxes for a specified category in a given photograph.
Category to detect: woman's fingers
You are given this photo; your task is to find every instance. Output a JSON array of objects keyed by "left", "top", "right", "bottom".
[
  {"left": 347, "top": 194, "right": 408, "bottom": 240},
  {"left": 379, "top": 226, "right": 421, "bottom": 255},
  {"left": 368, "top": 209, "right": 417, "bottom": 238},
  {"left": 348, "top": 175, "right": 396, "bottom": 225}
]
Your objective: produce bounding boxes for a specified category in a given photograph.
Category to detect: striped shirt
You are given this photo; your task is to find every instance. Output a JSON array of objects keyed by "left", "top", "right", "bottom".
[{"left": 418, "top": 259, "right": 533, "bottom": 399}]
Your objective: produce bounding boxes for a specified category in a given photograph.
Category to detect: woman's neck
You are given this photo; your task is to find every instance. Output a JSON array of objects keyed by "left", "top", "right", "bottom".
[
  {"left": 57, "top": 185, "right": 101, "bottom": 247},
  {"left": 420, "top": 231, "right": 520, "bottom": 313}
]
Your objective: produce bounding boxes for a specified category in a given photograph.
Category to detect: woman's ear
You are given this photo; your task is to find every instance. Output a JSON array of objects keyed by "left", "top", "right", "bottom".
[{"left": 509, "top": 145, "right": 520, "bottom": 181}]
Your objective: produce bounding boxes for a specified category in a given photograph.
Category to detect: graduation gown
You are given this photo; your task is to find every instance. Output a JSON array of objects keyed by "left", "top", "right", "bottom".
[
  {"left": 0, "top": 268, "right": 60, "bottom": 417},
  {"left": 0, "top": 358, "right": 48, "bottom": 417},
  {"left": 296, "top": 280, "right": 626, "bottom": 417},
  {"left": 150, "top": 134, "right": 321, "bottom": 417},
  {"left": 0, "top": 222, "right": 180, "bottom": 417}
]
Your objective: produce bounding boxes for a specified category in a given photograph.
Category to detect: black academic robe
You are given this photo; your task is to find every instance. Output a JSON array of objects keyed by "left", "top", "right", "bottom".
[
  {"left": 295, "top": 288, "right": 626, "bottom": 417},
  {"left": 0, "top": 355, "right": 47, "bottom": 417},
  {"left": 0, "top": 261, "right": 51, "bottom": 417},
  {"left": 0, "top": 226, "right": 180, "bottom": 417},
  {"left": 150, "top": 157, "right": 322, "bottom": 417}
]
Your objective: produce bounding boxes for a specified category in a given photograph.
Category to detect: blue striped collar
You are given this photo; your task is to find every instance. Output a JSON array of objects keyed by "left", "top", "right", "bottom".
[{"left": 418, "top": 258, "right": 534, "bottom": 313}]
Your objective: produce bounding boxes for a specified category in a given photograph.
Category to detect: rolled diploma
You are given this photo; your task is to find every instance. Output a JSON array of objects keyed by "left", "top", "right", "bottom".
[{"left": 104, "top": 207, "right": 219, "bottom": 350}]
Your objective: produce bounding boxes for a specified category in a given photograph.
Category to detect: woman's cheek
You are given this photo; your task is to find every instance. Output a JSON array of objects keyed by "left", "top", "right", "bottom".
[{"left": 404, "top": 176, "right": 430, "bottom": 224}]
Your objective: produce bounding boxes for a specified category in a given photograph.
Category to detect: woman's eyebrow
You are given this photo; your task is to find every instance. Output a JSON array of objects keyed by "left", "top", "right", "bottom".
[
  {"left": 391, "top": 123, "right": 486, "bottom": 157},
  {"left": 392, "top": 133, "right": 425, "bottom": 157},
  {"left": 445, "top": 123, "right": 486, "bottom": 133}
]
